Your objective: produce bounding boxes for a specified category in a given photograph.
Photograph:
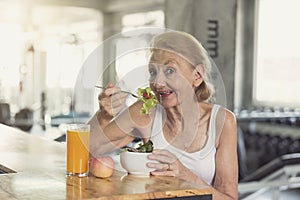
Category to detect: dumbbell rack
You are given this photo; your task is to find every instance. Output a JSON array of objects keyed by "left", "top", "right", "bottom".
[{"left": 238, "top": 153, "right": 300, "bottom": 199}]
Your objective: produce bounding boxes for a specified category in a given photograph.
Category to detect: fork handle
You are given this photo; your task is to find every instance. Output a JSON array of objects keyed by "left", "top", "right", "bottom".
[{"left": 95, "top": 85, "right": 138, "bottom": 98}]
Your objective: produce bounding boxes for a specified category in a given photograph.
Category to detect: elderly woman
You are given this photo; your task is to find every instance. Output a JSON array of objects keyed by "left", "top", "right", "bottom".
[{"left": 89, "top": 31, "right": 238, "bottom": 199}]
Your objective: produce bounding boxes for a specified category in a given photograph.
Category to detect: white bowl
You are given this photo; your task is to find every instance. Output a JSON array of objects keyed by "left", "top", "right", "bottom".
[{"left": 120, "top": 151, "right": 154, "bottom": 176}]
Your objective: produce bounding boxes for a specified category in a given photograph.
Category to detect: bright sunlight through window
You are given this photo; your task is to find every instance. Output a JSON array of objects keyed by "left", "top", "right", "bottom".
[
  {"left": 0, "top": 24, "right": 22, "bottom": 102},
  {"left": 254, "top": 0, "right": 300, "bottom": 106}
]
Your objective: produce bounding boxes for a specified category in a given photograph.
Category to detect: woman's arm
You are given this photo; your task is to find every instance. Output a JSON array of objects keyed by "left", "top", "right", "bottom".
[
  {"left": 212, "top": 109, "right": 238, "bottom": 199},
  {"left": 88, "top": 83, "right": 128, "bottom": 156},
  {"left": 102, "top": 101, "right": 154, "bottom": 149},
  {"left": 89, "top": 95, "right": 154, "bottom": 156}
]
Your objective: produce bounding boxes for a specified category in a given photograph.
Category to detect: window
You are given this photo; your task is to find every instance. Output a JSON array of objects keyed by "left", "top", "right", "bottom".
[
  {"left": 114, "top": 11, "right": 165, "bottom": 105},
  {"left": 254, "top": 0, "right": 300, "bottom": 106},
  {"left": 0, "top": 4, "right": 102, "bottom": 117},
  {"left": 0, "top": 24, "right": 22, "bottom": 103},
  {"left": 122, "top": 10, "right": 164, "bottom": 32}
]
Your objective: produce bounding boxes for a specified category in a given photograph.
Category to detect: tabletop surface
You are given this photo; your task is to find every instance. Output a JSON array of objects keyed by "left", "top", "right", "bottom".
[{"left": 0, "top": 124, "right": 212, "bottom": 199}]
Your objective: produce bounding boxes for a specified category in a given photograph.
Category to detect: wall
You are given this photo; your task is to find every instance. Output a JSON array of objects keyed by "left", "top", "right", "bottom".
[
  {"left": 165, "top": 0, "right": 238, "bottom": 110},
  {"left": 235, "top": 0, "right": 256, "bottom": 110}
]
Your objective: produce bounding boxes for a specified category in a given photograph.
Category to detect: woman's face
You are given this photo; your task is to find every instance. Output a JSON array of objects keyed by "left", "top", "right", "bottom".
[{"left": 148, "top": 50, "right": 198, "bottom": 108}]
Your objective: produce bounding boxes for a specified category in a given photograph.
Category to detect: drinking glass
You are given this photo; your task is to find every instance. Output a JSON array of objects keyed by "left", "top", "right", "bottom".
[{"left": 66, "top": 124, "right": 90, "bottom": 177}]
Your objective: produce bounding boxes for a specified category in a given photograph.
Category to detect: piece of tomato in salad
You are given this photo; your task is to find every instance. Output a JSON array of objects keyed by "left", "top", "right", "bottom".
[
  {"left": 137, "top": 87, "right": 157, "bottom": 114},
  {"left": 142, "top": 92, "right": 151, "bottom": 99}
]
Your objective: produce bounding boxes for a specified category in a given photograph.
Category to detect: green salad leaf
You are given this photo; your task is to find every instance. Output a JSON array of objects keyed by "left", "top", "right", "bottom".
[
  {"left": 124, "top": 140, "right": 154, "bottom": 153},
  {"left": 137, "top": 87, "right": 157, "bottom": 114}
]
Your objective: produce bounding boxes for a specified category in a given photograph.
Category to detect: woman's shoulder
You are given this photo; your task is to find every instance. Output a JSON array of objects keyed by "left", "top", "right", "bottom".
[
  {"left": 216, "top": 105, "right": 236, "bottom": 123},
  {"left": 213, "top": 105, "right": 237, "bottom": 147},
  {"left": 199, "top": 103, "right": 236, "bottom": 119}
]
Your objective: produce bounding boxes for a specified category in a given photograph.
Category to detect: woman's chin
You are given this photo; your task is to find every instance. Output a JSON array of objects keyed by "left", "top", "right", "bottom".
[{"left": 160, "top": 99, "right": 178, "bottom": 108}]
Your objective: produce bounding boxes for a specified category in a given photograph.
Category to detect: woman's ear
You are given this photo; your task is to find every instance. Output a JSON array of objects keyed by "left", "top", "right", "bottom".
[
  {"left": 193, "top": 64, "right": 204, "bottom": 87},
  {"left": 195, "top": 64, "right": 205, "bottom": 76}
]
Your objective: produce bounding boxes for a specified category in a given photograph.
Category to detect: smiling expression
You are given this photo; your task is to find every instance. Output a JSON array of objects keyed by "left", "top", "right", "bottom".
[{"left": 148, "top": 50, "right": 201, "bottom": 108}]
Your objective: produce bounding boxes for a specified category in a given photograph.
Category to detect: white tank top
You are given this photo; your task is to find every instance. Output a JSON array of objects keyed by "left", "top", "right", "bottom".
[{"left": 151, "top": 104, "right": 220, "bottom": 185}]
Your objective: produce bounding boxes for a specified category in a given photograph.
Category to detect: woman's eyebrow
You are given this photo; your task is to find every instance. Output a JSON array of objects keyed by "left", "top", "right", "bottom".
[
  {"left": 164, "top": 59, "right": 178, "bottom": 65},
  {"left": 149, "top": 57, "right": 178, "bottom": 66}
]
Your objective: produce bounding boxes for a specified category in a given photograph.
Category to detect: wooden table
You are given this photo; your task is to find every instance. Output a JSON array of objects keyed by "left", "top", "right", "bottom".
[{"left": 0, "top": 124, "right": 212, "bottom": 199}]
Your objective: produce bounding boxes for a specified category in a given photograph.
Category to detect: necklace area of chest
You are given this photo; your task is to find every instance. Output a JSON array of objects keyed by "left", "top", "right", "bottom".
[{"left": 162, "top": 122, "right": 209, "bottom": 153}]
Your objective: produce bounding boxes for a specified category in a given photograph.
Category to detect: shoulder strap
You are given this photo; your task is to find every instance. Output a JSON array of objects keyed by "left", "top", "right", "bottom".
[
  {"left": 214, "top": 105, "right": 226, "bottom": 145},
  {"left": 210, "top": 104, "right": 221, "bottom": 144}
]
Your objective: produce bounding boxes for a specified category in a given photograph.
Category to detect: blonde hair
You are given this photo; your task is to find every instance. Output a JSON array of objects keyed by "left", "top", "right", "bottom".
[{"left": 150, "top": 31, "right": 214, "bottom": 102}]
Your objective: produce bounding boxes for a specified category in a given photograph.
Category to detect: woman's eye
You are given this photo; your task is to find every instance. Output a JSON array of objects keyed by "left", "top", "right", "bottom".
[
  {"left": 149, "top": 69, "right": 156, "bottom": 77},
  {"left": 165, "top": 67, "right": 174, "bottom": 75}
]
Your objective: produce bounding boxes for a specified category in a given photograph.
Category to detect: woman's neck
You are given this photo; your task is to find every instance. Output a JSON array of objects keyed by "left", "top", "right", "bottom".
[
  {"left": 163, "top": 100, "right": 201, "bottom": 135},
  {"left": 164, "top": 106, "right": 182, "bottom": 135}
]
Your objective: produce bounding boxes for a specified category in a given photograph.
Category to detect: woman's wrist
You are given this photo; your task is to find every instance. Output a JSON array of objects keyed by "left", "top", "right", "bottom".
[{"left": 96, "top": 110, "right": 113, "bottom": 127}]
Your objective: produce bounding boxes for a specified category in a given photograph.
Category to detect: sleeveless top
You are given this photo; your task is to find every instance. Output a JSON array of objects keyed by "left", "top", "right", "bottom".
[{"left": 150, "top": 104, "right": 220, "bottom": 185}]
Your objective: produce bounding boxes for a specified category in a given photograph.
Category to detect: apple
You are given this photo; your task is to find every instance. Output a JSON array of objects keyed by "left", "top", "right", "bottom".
[{"left": 90, "top": 156, "right": 114, "bottom": 178}]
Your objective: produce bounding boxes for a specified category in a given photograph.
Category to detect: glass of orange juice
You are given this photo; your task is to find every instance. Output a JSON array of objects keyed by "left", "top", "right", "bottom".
[{"left": 66, "top": 124, "right": 90, "bottom": 177}]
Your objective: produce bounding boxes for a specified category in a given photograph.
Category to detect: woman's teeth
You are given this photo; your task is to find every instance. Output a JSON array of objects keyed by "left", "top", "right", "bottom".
[{"left": 159, "top": 91, "right": 173, "bottom": 97}]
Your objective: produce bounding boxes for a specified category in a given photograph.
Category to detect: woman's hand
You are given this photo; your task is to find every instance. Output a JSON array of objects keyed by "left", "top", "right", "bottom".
[
  {"left": 147, "top": 149, "right": 189, "bottom": 179},
  {"left": 98, "top": 83, "right": 128, "bottom": 118}
]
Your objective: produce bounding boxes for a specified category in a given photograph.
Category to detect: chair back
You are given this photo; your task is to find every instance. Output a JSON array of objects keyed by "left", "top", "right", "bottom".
[{"left": 0, "top": 103, "right": 11, "bottom": 125}]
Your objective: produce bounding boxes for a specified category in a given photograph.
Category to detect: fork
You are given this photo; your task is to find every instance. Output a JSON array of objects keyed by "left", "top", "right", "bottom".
[{"left": 95, "top": 85, "right": 139, "bottom": 98}]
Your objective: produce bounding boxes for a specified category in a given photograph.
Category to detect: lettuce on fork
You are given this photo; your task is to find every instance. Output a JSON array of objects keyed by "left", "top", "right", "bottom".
[{"left": 137, "top": 87, "right": 157, "bottom": 114}]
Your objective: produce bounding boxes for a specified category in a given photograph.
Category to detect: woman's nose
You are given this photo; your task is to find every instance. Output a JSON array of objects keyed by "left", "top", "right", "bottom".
[
  {"left": 151, "top": 72, "right": 166, "bottom": 87},
  {"left": 154, "top": 81, "right": 166, "bottom": 88}
]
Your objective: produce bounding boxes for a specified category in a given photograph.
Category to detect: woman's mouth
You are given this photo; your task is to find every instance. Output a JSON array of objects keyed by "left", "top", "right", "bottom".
[{"left": 158, "top": 91, "right": 174, "bottom": 98}]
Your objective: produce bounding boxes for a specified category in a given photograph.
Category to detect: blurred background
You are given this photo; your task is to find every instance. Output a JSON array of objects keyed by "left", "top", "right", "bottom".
[
  {"left": 0, "top": 0, "right": 165, "bottom": 132},
  {"left": 1, "top": 0, "right": 300, "bottom": 198}
]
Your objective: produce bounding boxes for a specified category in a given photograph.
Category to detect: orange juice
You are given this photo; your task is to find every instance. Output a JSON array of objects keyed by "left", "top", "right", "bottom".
[{"left": 66, "top": 124, "right": 90, "bottom": 177}]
